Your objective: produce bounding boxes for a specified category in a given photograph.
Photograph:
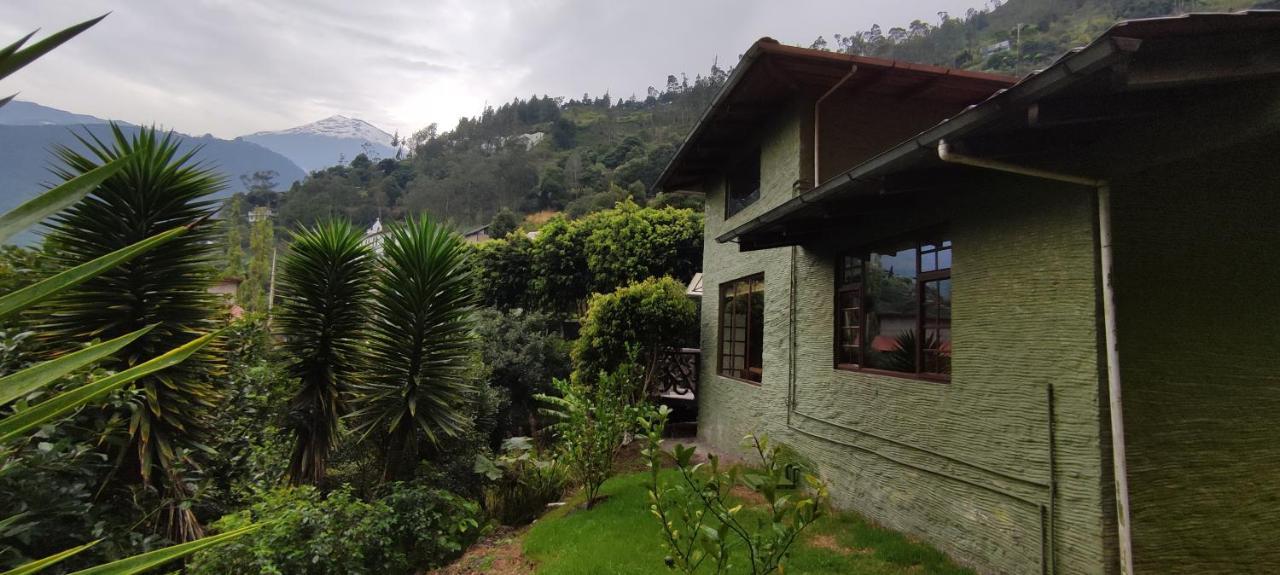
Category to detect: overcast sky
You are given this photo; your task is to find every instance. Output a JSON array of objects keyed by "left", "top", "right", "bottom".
[{"left": 1, "top": 0, "right": 983, "bottom": 139}]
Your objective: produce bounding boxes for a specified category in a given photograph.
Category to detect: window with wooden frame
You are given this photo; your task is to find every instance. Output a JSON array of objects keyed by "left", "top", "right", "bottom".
[
  {"left": 719, "top": 274, "right": 764, "bottom": 383},
  {"left": 725, "top": 150, "right": 761, "bottom": 218},
  {"left": 835, "top": 235, "right": 951, "bottom": 379}
]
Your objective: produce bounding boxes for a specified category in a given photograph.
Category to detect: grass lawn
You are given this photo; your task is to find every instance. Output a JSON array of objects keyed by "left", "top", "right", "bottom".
[{"left": 522, "top": 470, "right": 974, "bottom": 575}]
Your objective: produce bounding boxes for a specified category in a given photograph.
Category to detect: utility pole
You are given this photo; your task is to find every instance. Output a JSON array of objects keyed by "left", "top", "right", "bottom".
[
  {"left": 267, "top": 246, "right": 278, "bottom": 316},
  {"left": 1013, "top": 23, "right": 1026, "bottom": 75}
]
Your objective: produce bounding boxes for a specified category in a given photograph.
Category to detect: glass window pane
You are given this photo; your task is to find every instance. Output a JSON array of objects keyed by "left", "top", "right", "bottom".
[
  {"left": 748, "top": 283, "right": 764, "bottom": 381},
  {"left": 938, "top": 248, "right": 952, "bottom": 271},
  {"left": 923, "top": 278, "right": 952, "bottom": 375},
  {"left": 865, "top": 246, "right": 918, "bottom": 373},
  {"left": 726, "top": 152, "right": 762, "bottom": 218},
  {"left": 836, "top": 289, "right": 862, "bottom": 365}
]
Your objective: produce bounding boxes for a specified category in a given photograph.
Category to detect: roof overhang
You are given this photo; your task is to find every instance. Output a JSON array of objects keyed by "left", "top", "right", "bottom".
[
  {"left": 719, "top": 10, "right": 1280, "bottom": 251},
  {"left": 652, "top": 39, "right": 1015, "bottom": 193}
]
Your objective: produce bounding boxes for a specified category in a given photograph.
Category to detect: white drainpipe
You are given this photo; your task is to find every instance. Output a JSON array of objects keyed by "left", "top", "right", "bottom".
[{"left": 937, "top": 139, "right": 1135, "bottom": 575}]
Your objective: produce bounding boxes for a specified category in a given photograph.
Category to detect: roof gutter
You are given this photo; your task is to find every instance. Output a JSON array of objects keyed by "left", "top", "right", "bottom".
[{"left": 937, "top": 139, "right": 1135, "bottom": 575}]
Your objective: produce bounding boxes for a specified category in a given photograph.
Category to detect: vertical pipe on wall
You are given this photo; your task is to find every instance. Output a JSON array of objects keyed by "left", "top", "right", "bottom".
[
  {"left": 936, "top": 140, "right": 1135, "bottom": 574},
  {"left": 1046, "top": 383, "right": 1058, "bottom": 575},
  {"left": 788, "top": 245, "right": 798, "bottom": 426},
  {"left": 1097, "top": 184, "right": 1135, "bottom": 575}
]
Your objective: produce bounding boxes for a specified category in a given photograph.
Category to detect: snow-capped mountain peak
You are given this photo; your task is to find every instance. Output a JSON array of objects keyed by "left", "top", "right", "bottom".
[{"left": 250, "top": 115, "right": 393, "bottom": 146}]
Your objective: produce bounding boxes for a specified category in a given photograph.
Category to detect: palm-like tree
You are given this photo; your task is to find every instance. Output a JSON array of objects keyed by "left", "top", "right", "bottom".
[
  {"left": 38, "top": 124, "right": 224, "bottom": 540},
  {"left": 276, "top": 220, "right": 374, "bottom": 485},
  {"left": 350, "top": 216, "right": 477, "bottom": 481}
]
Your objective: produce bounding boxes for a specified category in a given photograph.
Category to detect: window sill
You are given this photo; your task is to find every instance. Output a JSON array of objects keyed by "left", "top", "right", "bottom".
[
  {"left": 834, "top": 365, "right": 950, "bottom": 384},
  {"left": 717, "top": 373, "right": 763, "bottom": 387}
]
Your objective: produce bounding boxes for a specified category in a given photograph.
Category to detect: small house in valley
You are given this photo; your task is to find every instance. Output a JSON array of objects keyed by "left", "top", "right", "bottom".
[{"left": 655, "top": 11, "right": 1280, "bottom": 575}]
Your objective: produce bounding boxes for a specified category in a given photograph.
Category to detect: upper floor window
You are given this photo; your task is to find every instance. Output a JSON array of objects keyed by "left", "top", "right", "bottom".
[
  {"left": 836, "top": 235, "right": 951, "bottom": 379},
  {"left": 719, "top": 274, "right": 764, "bottom": 383},
  {"left": 725, "top": 150, "right": 761, "bottom": 218}
]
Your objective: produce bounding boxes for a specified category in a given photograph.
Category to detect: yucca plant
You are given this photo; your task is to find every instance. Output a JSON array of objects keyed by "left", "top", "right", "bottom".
[
  {"left": 276, "top": 220, "right": 374, "bottom": 485},
  {"left": 350, "top": 216, "right": 477, "bottom": 481},
  {"left": 0, "top": 16, "right": 259, "bottom": 575},
  {"left": 37, "top": 124, "right": 224, "bottom": 541}
]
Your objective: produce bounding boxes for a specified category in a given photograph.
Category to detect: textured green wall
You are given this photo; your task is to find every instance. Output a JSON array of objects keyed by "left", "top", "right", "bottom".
[
  {"left": 698, "top": 103, "right": 1117, "bottom": 574},
  {"left": 1110, "top": 136, "right": 1280, "bottom": 574}
]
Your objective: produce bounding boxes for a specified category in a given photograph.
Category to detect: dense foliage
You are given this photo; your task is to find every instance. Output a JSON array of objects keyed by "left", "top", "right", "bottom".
[
  {"left": 474, "top": 200, "right": 703, "bottom": 315},
  {"left": 538, "top": 361, "right": 643, "bottom": 509},
  {"left": 472, "top": 308, "right": 571, "bottom": 437},
  {"left": 352, "top": 216, "right": 479, "bottom": 481},
  {"left": 37, "top": 124, "right": 226, "bottom": 541},
  {"left": 272, "top": 67, "right": 725, "bottom": 234},
  {"left": 188, "top": 483, "right": 482, "bottom": 575},
  {"left": 0, "top": 16, "right": 265, "bottom": 572},
  {"left": 642, "top": 408, "right": 829, "bottom": 575},
  {"left": 276, "top": 221, "right": 375, "bottom": 485},
  {"left": 809, "top": 0, "right": 1265, "bottom": 75},
  {"left": 572, "top": 276, "right": 698, "bottom": 390},
  {"left": 474, "top": 436, "right": 567, "bottom": 525}
]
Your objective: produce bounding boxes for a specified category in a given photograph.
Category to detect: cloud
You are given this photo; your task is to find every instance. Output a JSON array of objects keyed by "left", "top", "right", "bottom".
[{"left": 0, "top": 0, "right": 981, "bottom": 138}]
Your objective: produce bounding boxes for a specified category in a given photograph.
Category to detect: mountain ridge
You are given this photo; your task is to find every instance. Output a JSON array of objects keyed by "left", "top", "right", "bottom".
[
  {"left": 246, "top": 115, "right": 394, "bottom": 146},
  {"left": 0, "top": 102, "right": 308, "bottom": 244}
]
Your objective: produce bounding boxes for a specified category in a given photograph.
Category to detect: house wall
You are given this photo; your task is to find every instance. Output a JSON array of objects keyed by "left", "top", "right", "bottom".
[
  {"left": 699, "top": 102, "right": 1116, "bottom": 574},
  {"left": 1109, "top": 136, "right": 1280, "bottom": 574},
  {"left": 817, "top": 92, "right": 969, "bottom": 184}
]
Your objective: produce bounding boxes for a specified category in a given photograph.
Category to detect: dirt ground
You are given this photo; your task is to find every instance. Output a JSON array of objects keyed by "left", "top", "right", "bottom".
[{"left": 426, "top": 526, "right": 536, "bottom": 575}]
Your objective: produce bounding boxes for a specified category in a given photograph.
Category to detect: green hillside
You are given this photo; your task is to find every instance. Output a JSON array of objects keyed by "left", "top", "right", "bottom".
[
  {"left": 269, "top": 0, "right": 1275, "bottom": 232},
  {"left": 272, "top": 71, "right": 724, "bottom": 232},
  {"left": 811, "top": 0, "right": 1270, "bottom": 75}
]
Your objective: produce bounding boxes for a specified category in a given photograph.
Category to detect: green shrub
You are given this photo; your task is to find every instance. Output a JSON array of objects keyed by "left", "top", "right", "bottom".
[
  {"left": 199, "top": 357, "right": 292, "bottom": 516},
  {"left": 475, "top": 436, "right": 567, "bottom": 525},
  {"left": 640, "top": 407, "right": 829, "bottom": 575},
  {"left": 538, "top": 362, "right": 642, "bottom": 509},
  {"left": 474, "top": 308, "right": 571, "bottom": 437},
  {"left": 473, "top": 234, "right": 536, "bottom": 311},
  {"left": 380, "top": 482, "right": 486, "bottom": 568},
  {"left": 477, "top": 200, "right": 703, "bottom": 315},
  {"left": 572, "top": 276, "right": 697, "bottom": 391},
  {"left": 579, "top": 199, "right": 702, "bottom": 295},
  {"left": 189, "top": 483, "right": 482, "bottom": 575}
]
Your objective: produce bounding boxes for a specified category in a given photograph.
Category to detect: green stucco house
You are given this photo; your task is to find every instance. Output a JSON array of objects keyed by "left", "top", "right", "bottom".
[{"left": 654, "top": 11, "right": 1280, "bottom": 575}]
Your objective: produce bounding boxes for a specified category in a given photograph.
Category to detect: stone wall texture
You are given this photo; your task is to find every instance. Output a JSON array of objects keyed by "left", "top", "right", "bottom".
[{"left": 1110, "top": 136, "right": 1280, "bottom": 574}]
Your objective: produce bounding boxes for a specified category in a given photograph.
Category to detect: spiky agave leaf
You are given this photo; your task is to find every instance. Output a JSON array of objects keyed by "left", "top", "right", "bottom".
[
  {"left": 350, "top": 216, "right": 477, "bottom": 480},
  {"left": 276, "top": 220, "right": 374, "bottom": 485},
  {"left": 36, "top": 123, "right": 224, "bottom": 539}
]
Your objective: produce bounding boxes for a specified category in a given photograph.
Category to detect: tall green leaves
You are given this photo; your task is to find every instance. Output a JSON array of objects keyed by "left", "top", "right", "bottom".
[
  {"left": 0, "top": 16, "right": 256, "bottom": 572},
  {"left": 38, "top": 124, "right": 224, "bottom": 539},
  {"left": 0, "top": 14, "right": 106, "bottom": 86},
  {"left": 276, "top": 221, "right": 373, "bottom": 485},
  {"left": 350, "top": 216, "right": 478, "bottom": 480}
]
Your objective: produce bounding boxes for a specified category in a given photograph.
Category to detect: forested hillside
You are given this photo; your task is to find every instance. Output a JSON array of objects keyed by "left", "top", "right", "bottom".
[
  {"left": 273, "top": 68, "right": 726, "bottom": 231},
  {"left": 810, "top": 0, "right": 1270, "bottom": 74},
  {"left": 270, "top": 0, "right": 1274, "bottom": 232}
]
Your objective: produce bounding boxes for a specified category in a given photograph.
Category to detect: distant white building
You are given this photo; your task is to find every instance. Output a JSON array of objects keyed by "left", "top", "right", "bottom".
[
  {"left": 247, "top": 207, "right": 274, "bottom": 222},
  {"left": 364, "top": 218, "right": 387, "bottom": 255}
]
